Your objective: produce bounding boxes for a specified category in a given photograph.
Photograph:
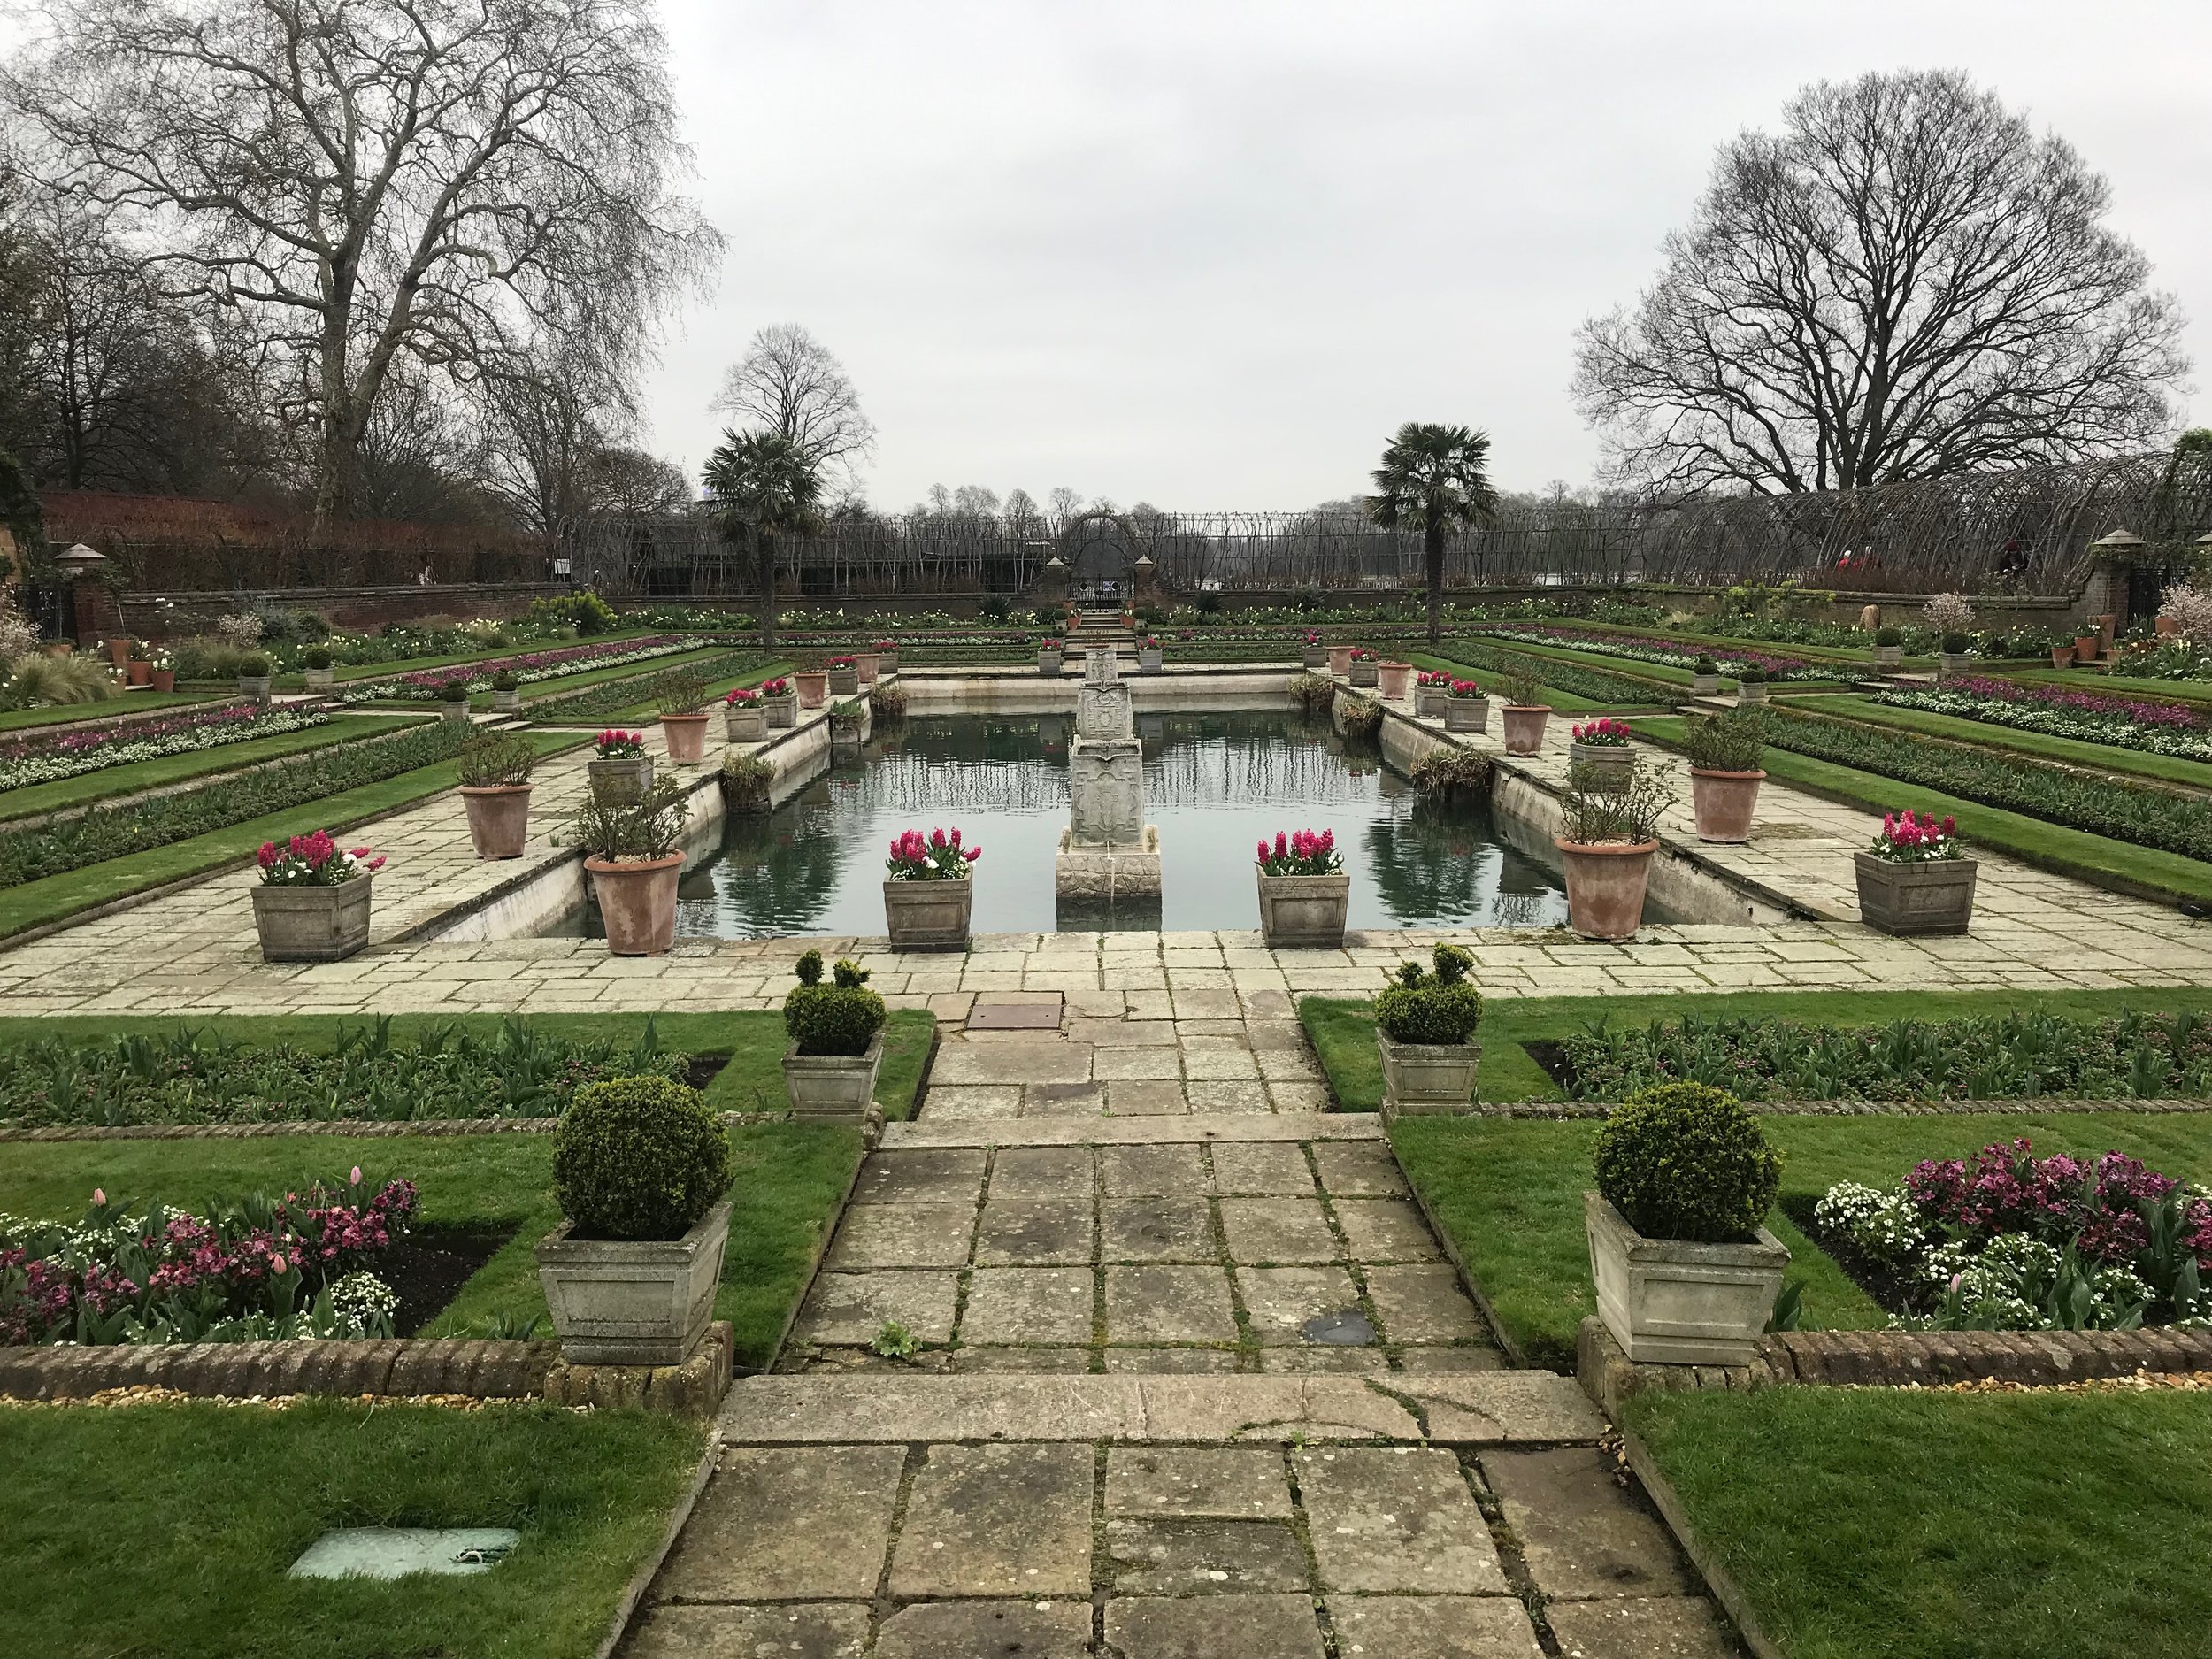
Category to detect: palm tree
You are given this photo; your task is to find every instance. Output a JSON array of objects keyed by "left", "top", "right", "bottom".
[
  {"left": 1367, "top": 423, "right": 1497, "bottom": 647},
  {"left": 703, "top": 430, "right": 825, "bottom": 649}
]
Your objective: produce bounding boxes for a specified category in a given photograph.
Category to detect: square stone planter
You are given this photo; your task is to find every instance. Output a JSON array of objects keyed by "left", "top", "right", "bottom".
[
  {"left": 1736, "top": 681, "right": 1768, "bottom": 704},
  {"left": 1691, "top": 672, "right": 1720, "bottom": 695},
  {"left": 1377, "top": 1028, "right": 1481, "bottom": 1117},
  {"left": 1256, "top": 869, "right": 1349, "bottom": 949},
  {"left": 492, "top": 687, "right": 522, "bottom": 712},
  {"left": 536, "top": 1200, "right": 731, "bottom": 1366},
  {"left": 1139, "top": 649, "right": 1164, "bottom": 673},
  {"left": 1873, "top": 645, "right": 1903, "bottom": 668},
  {"left": 1854, "top": 852, "right": 1978, "bottom": 935},
  {"left": 884, "top": 876, "right": 973, "bottom": 950},
  {"left": 1415, "top": 686, "right": 1448, "bottom": 718},
  {"left": 238, "top": 675, "right": 272, "bottom": 700},
  {"left": 783, "top": 1032, "right": 885, "bottom": 1123},
  {"left": 1445, "top": 696, "right": 1488, "bottom": 733},
  {"left": 1939, "top": 652, "right": 1970, "bottom": 675},
  {"left": 251, "top": 874, "right": 373, "bottom": 963},
  {"left": 1039, "top": 650, "right": 1063, "bottom": 676},
  {"left": 827, "top": 666, "right": 860, "bottom": 696},
  {"left": 724, "top": 703, "right": 767, "bottom": 742},
  {"left": 440, "top": 701, "right": 472, "bottom": 726},
  {"left": 1567, "top": 741, "right": 1634, "bottom": 790},
  {"left": 1348, "top": 659, "right": 1379, "bottom": 687},
  {"left": 588, "top": 755, "right": 654, "bottom": 805},
  {"left": 1302, "top": 646, "right": 1327, "bottom": 669},
  {"left": 1585, "top": 1191, "right": 1788, "bottom": 1366},
  {"left": 303, "top": 667, "right": 334, "bottom": 691},
  {"left": 764, "top": 693, "right": 797, "bottom": 729}
]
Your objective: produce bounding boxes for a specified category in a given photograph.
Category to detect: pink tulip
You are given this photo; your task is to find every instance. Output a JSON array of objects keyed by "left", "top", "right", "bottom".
[{"left": 93, "top": 1188, "right": 105, "bottom": 1206}]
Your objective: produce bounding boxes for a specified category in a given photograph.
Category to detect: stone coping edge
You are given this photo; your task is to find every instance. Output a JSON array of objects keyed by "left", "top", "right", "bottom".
[
  {"left": 0, "top": 1336, "right": 560, "bottom": 1402},
  {"left": 1464, "top": 1095, "right": 2212, "bottom": 1118},
  {"left": 0, "top": 1110, "right": 787, "bottom": 1142}
]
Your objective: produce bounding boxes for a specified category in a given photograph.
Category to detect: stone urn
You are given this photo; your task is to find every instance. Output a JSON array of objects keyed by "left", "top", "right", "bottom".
[
  {"left": 795, "top": 670, "right": 830, "bottom": 709},
  {"left": 1585, "top": 1192, "right": 1788, "bottom": 1366},
  {"left": 1327, "top": 645, "right": 1355, "bottom": 678},
  {"left": 1302, "top": 643, "right": 1327, "bottom": 670},
  {"left": 460, "top": 784, "right": 533, "bottom": 859},
  {"left": 251, "top": 874, "right": 373, "bottom": 963},
  {"left": 1377, "top": 661, "right": 1414, "bottom": 701},
  {"left": 150, "top": 668, "right": 176, "bottom": 693},
  {"left": 764, "top": 691, "right": 797, "bottom": 729},
  {"left": 536, "top": 1201, "right": 731, "bottom": 1366},
  {"left": 587, "top": 852, "right": 684, "bottom": 956},
  {"left": 1854, "top": 853, "right": 1978, "bottom": 936},
  {"left": 1038, "top": 648, "right": 1063, "bottom": 676},
  {"left": 725, "top": 702, "right": 768, "bottom": 742},
  {"left": 1501, "top": 704, "right": 1549, "bottom": 755},
  {"left": 827, "top": 664, "right": 860, "bottom": 696},
  {"left": 884, "top": 876, "right": 973, "bottom": 950},
  {"left": 1415, "top": 684, "right": 1449, "bottom": 718},
  {"left": 1446, "top": 695, "right": 1489, "bottom": 733},
  {"left": 1567, "top": 741, "right": 1634, "bottom": 791},
  {"left": 1256, "top": 870, "right": 1349, "bottom": 949},
  {"left": 854, "top": 652, "right": 880, "bottom": 687},
  {"left": 1689, "top": 770, "right": 1764, "bottom": 843},
  {"left": 588, "top": 756, "right": 653, "bottom": 806},
  {"left": 783, "top": 1032, "right": 885, "bottom": 1122},
  {"left": 1555, "top": 838, "right": 1659, "bottom": 941},
  {"left": 659, "top": 711, "right": 711, "bottom": 764},
  {"left": 1348, "top": 657, "right": 1379, "bottom": 688},
  {"left": 238, "top": 673, "right": 272, "bottom": 700},
  {"left": 302, "top": 666, "right": 334, "bottom": 692},
  {"left": 1377, "top": 1029, "right": 1481, "bottom": 1118}
]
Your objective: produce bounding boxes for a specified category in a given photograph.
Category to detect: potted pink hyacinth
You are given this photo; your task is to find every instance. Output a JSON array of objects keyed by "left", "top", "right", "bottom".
[
  {"left": 1414, "top": 670, "right": 1452, "bottom": 718},
  {"left": 1256, "top": 827, "right": 1348, "bottom": 949},
  {"left": 1138, "top": 635, "right": 1164, "bottom": 673},
  {"left": 1348, "top": 647, "right": 1380, "bottom": 688},
  {"left": 826, "top": 655, "right": 861, "bottom": 695},
  {"left": 874, "top": 638, "right": 900, "bottom": 676},
  {"left": 1302, "top": 630, "right": 1327, "bottom": 670},
  {"left": 1445, "top": 676, "right": 1489, "bottom": 733},
  {"left": 759, "top": 676, "right": 797, "bottom": 729},
  {"left": 1038, "top": 637, "right": 1065, "bottom": 676},
  {"left": 723, "top": 685, "right": 767, "bottom": 742},
  {"left": 1567, "top": 717, "right": 1635, "bottom": 790},
  {"left": 883, "top": 826, "right": 981, "bottom": 950},
  {"left": 251, "top": 831, "right": 384, "bottom": 962},
  {"left": 1855, "top": 809, "right": 1977, "bottom": 935},
  {"left": 588, "top": 729, "right": 652, "bottom": 805}
]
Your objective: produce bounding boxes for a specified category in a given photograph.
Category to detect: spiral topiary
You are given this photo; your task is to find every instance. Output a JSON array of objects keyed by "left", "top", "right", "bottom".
[
  {"left": 1592, "top": 1081, "right": 1781, "bottom": 1244},
  {"left": 553, "top": 1075, "right": 732, "bottom": 1240}
]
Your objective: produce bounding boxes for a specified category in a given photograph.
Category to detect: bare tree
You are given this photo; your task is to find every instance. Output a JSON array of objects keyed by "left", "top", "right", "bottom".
[
  {"left": 2, "top": 0, "right": 720, "bottom": 527},
  {"left": 1573, "top": 70, "right": 2189, "bottom": 495},
  {"left": 1047, "top": 486, "right": 1083, "bottom": 532},
  {"left": 710, "top": 324, "right": 874, "bottom": 488}
]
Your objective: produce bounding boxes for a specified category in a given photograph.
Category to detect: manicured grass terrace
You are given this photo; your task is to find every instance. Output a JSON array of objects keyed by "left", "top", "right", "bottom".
[
  {"left": 0, "top": 688, "right": 222, "bottom": 733},
  {"left": 1783, "top": 693, "right": 2212, "bottom": 792},
  {"left": 1404, "top": 650, "right": 1609, "bottom": 713}
]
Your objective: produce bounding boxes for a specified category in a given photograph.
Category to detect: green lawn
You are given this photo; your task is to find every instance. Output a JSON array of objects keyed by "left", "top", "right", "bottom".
[
  {"left": 1781, "top": 693, "right": 2212, "bottom": 791},
  {"left": 2003, "top": 665, "right": 2212, "bottom": 705},
  {"left": 0, "top": 1397, "right": 703, "bottom": 1659},
  {"left": 320, "top": 627, "right": 667, "bottom": 687},
  {"left": 1391, "top": 1109, "right": 2212, "bottom": 1369},
  {"left": 594, "top": 657, "right": 793, "bottom": 725},
  {"left": 1635, "top": 713, "right": 2212, "bottom": 907},
  {"left": 1627, "top": 1386, "right": 2212, "bottom": 1659},
  {"left": 0, "top": 713, "right": 430, "bottom": 822},
  {"left": 0, "top": 690, "right": 221, "bottom": 733},
  {"left": 1404, "top": 651, "right": 1610, "bottom": 713},
  {"left": 0, "top": 730, "right": 588, "bottom": 941}
]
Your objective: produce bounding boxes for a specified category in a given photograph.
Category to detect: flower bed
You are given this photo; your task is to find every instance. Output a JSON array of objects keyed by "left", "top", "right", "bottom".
[
  {"left": 0, "top": 703, "right": 334, "bottom": 793},
  {"left": 1434, "top": 638, "right": 1672, "bottom": 707},
  {"left": 1473, "top": 623, "right": 1830, "bottom": 681},
  {"left": 335, "top": 634, "right": 706, "bottom": 703},
  {"left": 0, "top": 1173, "right": 419, "bottom": 1345},
  {"left": 524, "top": 650, "right": 766, "bottom": 724},
  {"left": 1556, "top": 1008, "right": 2212, "bottom": 1103},
  {"left": 1873, "top": 676, "right": 2212, "bottom": 762},
  {"left": 1810, "top": 1137, "right": 2212, "bottom": 1331}
]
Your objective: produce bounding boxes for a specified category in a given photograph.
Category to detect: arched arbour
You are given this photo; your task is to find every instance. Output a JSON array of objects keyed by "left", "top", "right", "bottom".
[{"left": 1058, "top": 511, "right": 1145, "bottom": 599}]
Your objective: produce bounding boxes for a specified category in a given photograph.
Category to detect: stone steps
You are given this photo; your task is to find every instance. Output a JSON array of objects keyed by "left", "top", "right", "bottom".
[{"left": 880, "top": 1110, "right": 1381, "bottom": 1148}]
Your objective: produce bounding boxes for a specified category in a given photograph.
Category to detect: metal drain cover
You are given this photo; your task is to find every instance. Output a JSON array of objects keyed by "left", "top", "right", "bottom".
[
  {"left": 288, "top": 1527, "right": 521, "bottom": 1579},
  {"left": 1301, "top": 1308, "right": 1377, "bottom": 1346}
]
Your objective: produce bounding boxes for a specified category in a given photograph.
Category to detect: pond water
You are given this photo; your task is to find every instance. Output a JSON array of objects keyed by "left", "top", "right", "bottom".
[{"left": 556, "top": 709, "right": 1573, "bottom": 939}]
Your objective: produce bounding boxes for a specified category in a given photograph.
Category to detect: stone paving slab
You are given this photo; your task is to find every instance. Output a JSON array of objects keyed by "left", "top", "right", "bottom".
[
  {"left": 652, "top": 1444, "right": 904, "bottom": 1601},
  {"left": 888, "top": 1441, "right": 1094, "bottom": 1597},
  {"left": 881, "top": 1112, "right": 1380, "bottom": 1148},
  {"left": 1297, "top": 1446, "right": 1509, "bottom": 1594},
  {"left": 1481, "top": 1447, "right": 1694, "bottom": 1601}
]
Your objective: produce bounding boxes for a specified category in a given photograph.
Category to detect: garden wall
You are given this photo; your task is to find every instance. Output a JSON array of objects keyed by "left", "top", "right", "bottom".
[{"left": 119, "top": 581, "right": 572, "bottom": 641}]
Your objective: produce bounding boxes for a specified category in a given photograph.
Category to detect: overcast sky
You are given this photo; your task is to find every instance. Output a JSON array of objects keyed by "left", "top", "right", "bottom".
[{"left": 645, "top": 0, "right": 2210, "bottom": 509}]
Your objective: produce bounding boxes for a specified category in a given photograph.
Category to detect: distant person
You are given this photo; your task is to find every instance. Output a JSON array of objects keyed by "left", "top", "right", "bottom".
[
  {"left": 1995, "top": 538, "right": 2030, "bottom": 587},
  {"left": 417, "top": 565, "right": 433, "bottom": 587}
]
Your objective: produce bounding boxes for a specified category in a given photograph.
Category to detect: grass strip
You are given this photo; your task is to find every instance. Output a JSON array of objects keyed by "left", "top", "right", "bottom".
[
  {"left": 0, "top": 1397, "right": 704, "bottom": 1659},
  {"left": 0, "top": 690, "right": 222, "bottom": 733},
  {"left": 525, "top": 649, "right": 771, "bottom": 725},
  {"left": 1626, "top": 1387, "right": 2212, "bottom": 1659},
  {"left": 1403, "top": 651, "right": 1608, "bottom": 713},
  {"left": 1790, "top": 694, "right": 2212, "bottom": 790},
  {"left": 0, "top": 713, "right": 426, "bottom": 823},
  {"left": 596, "top": 658, "right": 794, "bottom": 725},
  {"left": 1434, "top": 636, "right": 1677, "bottom": 709},
  {"left": 2003, "top": 666, "right": 2212, "bottom": 705},
  {"left": 1391, "top": 1109, "right": 2212, "bottom": 1368}
]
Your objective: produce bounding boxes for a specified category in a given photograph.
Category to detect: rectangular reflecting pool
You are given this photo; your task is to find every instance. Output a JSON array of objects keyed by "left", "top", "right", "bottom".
[{"left": 555, "top": 709, "right": 1574, "bottom": 939}]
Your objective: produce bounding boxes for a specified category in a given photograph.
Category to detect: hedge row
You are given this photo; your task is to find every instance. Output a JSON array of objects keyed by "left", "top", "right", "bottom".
[
  {"left": 0, "top": 720, "right": 474, "bottom": 890},
  {"left": 1762, "top": 706, "right": 2212, "bottom": 863},
  {"left": 1436, "top": 637, "right": 1676, "bottom": 707},
  {"left": 523, "top": 649, "right": 767, "bottom": 724}
]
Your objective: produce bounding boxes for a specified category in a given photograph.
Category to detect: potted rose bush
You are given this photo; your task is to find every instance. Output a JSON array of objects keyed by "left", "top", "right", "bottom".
[
  {"left": 760, "top": 676, "right": 797, "bottom": 728},
  {"left": 1256, "top": 827, "right": 1348, "bottom": 949},
  {"left": 657, "top": 671, "right": 713, "bottom": 764},
  {"left": 588, "top": 729, "right": 652, "bottom": 805},
  {"left": 1139, "top": 635, "right": 1164, "bottom": 673},
  {"left": 1585, "top": 1082, "right": 1789, "bottom": 1365},
  {"left": 1414, "top": 670, "right": 1451, "bottom": 718},
  {"left": 884, "top": 826, "right": 981, "bottom": 949},
  {"left": 1566, "top": 717, "right": 1634, "bottom": 790},
  {"left": 1680, "top": 708, "right": 1766, "bottom": 843},
  {"left": 251, "top": 831, "right": 384, "bottom": 962},
  {"left": 575, "top": 779, "right": 688, "bottom": 956},
  {"left": 781, "top": 949, "right": 887, "bottom": 1120},
  {"left": 535, "top": 1076, "right": 733, "bottom": 1365},
  {"left": 457, "top": 731, "right": 535, "bottom": 860},
  {"left": 1555, "top": 757, "right": 1671, "bottom": 941},
  {"left": 1500, "top": 665, "right": 1550, "bottom": 754},
  {"left": 1445, "top": 676, "right": 1489, "bottom": 733},
  {"left": 1855, "top": 808, "right": 1977, "bottom": 935},
  {"left": 1038, "top": 637, "right": 1064, "bottom": 676},
  {"left": 723, "top": 685, "right": 767, "bottom": 742},
  {"left": 1374, "top": 942, "right": 1483, "bottom": 1118}
]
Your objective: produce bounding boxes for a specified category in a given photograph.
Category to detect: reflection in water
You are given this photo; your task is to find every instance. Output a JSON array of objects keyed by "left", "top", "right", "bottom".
[{"left": 561, "top": 710, "right": 1572, "bottom": 939}]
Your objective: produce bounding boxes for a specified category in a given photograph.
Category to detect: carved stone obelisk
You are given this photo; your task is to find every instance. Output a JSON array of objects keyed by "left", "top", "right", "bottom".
[{"left": 1057, "top": 648, "right": 1161, "bottom": 900}]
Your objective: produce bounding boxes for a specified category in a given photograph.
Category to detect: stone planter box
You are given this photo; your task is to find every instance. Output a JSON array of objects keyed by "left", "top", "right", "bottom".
[
  {"left": 1326, "top": 646, "right": 1354, "bottom": 678},
  {"left": 1038, "top": 650, "right": 1063, "bottom": 676},
  {"left": 764, "top": 692, "right": 796, "bottom": 729},
  {"left": 588, "top": 756, "right": 653, "bottom": 806},
  {"left": 1139, "top": 648, "right": 1164, "bottom": 673},
  {"left": 783, "top": 1032, "right": 884, "bottom": 1123},
  {"left": 1348, "top": 658, "right": 1379, "bottom": 687},
  {"left": 238, "top": 674, "right": 272, "bottom": 700},
  {"left": 440, "top": 700, "right": 472, "bottom": 726},
  {"left": 1256, "top": 869, "right": 1349, "bottom": 949},
  {"left": 536, "top": 1201, "right": 731, "bottom": 1367},
  {"left": 1302, "top": 645, "right": 1326, "bottom": 670},
  {"left": 885, "top": 876, "right": 972, "bottom": 950},
  {"left": 1689, "top": 769, "right": 1763, "bottom": 843},
  {"left": 660, "top": 711, "right": 710, "bottom": 764},
  {"left": 1939, "top": 652, "right": 1970, "bottom": 675},
  {"left": 1377, "top": 661, "right": 1413, "bottom": 701},
  {"left": 1585, "top": 1191, "right": 1788, "bottom": 1366},
  {"left": 724, "top": 703, "right": 767, "bottom": 742},
  {"left": 1377, "top": 1028, "right": 1481, "bottom": 1117},
  {"left": 1415, "top": 685, "right": 1448, "bottom": 718},
  {"left": 1445, "top": 695, "right": 1489, "bottom": 733},
  {"left": 586, "top": 853, "right": 684, "bottom": 956},
  {"left": 795, "top": 671, "right": 829, "bottom": 709},
  {"left": 150, "top": 668, "right": 175, "bottom": 693},
  {"left": 302, "top": 667, "right": 334, "bottom": 692},
  {"left": 460, "top": 785, "right": 532, "bottom": 860},
  {"left": 1873, "top": 644, "right": 1902, "bottom": 668},
  {"left": 827, "top": 666, "right": 860, "bottom": 695},
  {"left": 1501, "top": 704, "right": 1548, "bottom": 754},
  {"left": 492, "top": 687, "right": 522, "bottom": 712},
  {"left": 251, "top": 874, "right": 373, "bottom": 963},
  {"left": 1555, "top": 838, "right": 1658, "bottom": 941},
  {"left": 1854, "top": 852, "right": 1978, "bottom": 936},
  {"left": 1692, "top": 672, "right": 1719, "bottom": 695},
  {"left": 1567, "top": 741, "right": 1634, "bottom": 790},
  {"left": 1736, "top": 681, "right": 1768, "bottom": 704},
  {"left": 876, "top": 649, "right": 900, "bottom": 676}
]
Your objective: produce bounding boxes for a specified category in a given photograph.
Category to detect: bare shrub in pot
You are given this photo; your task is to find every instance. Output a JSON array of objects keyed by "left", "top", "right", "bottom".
[
  {"left": 456, "top": 730, "right": 536, "bottom": 859},
  {"left": 657, "top": 670, "right": 715, "bottom": 764},
  {"left": 1680, "top": 708, "right": 1767, "bottom": 843},
  {"left": 1498, "top": 664, "right": 1549, "bottom": 754},
  {"left": 572, "top": 778, "right": 689, "bottom": 956},
  {"left": 1555, "top": 758, "right": 1673, "bottom": 941}
]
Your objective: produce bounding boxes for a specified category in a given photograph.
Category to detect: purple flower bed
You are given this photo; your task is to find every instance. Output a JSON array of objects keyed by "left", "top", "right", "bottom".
[
  {"left": 0, "top": 700, "right": 270, "bottom": 764},
  {"left": 1941, "top": 674, "right": 2208, "bottom": 731},
  {"left": 1906, "top": 1138, "right": 2212, "bottom": 1266}
]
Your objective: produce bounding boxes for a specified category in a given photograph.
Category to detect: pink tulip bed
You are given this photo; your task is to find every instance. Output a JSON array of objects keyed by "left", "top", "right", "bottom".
[
  {"left": 0, "top": 700, "right": 329, "bottom": 792},
  {"left": 1874, "top": 674, "right": 2212, "bottom": 763}
]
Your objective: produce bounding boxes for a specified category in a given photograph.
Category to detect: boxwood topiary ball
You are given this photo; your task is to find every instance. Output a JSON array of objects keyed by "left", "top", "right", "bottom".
[
  {"left": 1592, "top": 1081, "right": 1780, "bottom": 1244},
  {"left": 553, "top": 1076, "right": 731, "bottom": 1241}
]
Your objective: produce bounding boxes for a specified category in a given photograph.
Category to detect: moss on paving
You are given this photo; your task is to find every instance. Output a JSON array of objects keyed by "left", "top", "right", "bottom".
[{"left": 1626, "top": 1387, "right": 2212, "bottom": 1659}]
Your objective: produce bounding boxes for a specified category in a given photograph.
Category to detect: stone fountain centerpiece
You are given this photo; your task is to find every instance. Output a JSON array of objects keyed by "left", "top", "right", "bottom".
[{"left": 1057, "top": 648, "right": 1162, "bottom": 902}]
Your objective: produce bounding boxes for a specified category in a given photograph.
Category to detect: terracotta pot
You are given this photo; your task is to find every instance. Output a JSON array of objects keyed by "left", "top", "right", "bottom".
[
  {"left": 2073, "top": 634, "right": 2101, "bottom": 664},
  {"left": 126, "top": 659, "right": 151, "bottom": 686},
  {"left": 460, "top": 784, "right": 532, "bottom": 859},
  {"left": 2050, "top": 646, "right": 2073, "bottom": 667},
  {"left": 587, "top": 852, "right": 684, "bottom": 956},
  {"left": 1555, "top": 837, "right": 1659, "bottom": 941},
  {"left": 659, "top": 710, "right": 710, "bottom": 764},
  {"left": 2155, "top": 617, "right": 2180, "bottom": 637},
  {"left": 724, "top": 703, "right": 767, "bottom": 742},
  {"left": 795, "top": 671, "right": 829, "bottom": 709},
  {"left": 107, "top": 637, "right": 131, "bottom": 669},
  {"left": 1327, "top": 645, "right": 1355, "bottom": 678},
  {"left": 854, "top": 652, "right": 880, "bottom": 687},
  {"left": 764, "top": 692, "right": 796, "bottom": 728},
  {"left": 1501, "top": 704, "right": 1549, "bottom": 755},
  {"left": 150, "top": 668, "right": 175, "bottom": 693},
  {"left": 1377, "top": 661, "right": 1414, "bottom": 701},
  {"left": 250, "top": 874, "right": 373, "bottom": 962},
  {"left": 1689, "top": 768, "right": 1764, "bottom": 842}
]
